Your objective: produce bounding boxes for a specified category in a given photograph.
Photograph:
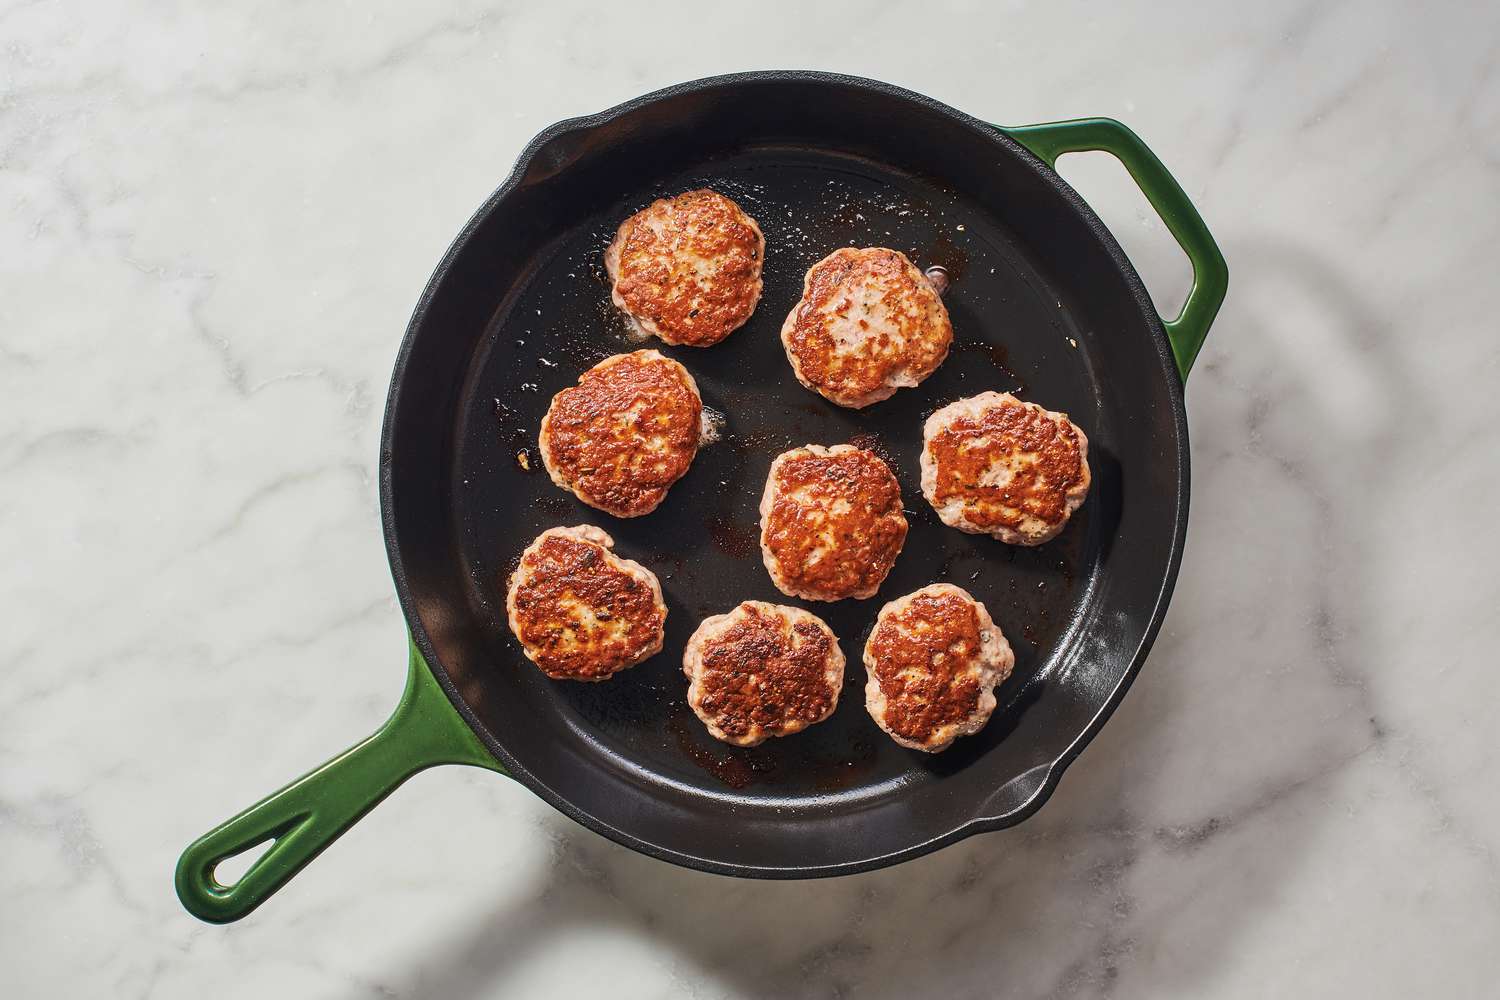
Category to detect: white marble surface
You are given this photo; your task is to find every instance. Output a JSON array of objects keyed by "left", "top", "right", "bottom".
[{"left": 4, "top": 0, "right": 1500, "bottom": 996}]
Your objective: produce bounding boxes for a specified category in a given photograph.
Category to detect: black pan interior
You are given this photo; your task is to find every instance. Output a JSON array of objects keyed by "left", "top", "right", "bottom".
[{"left": 383, "top": 73, "right": 1187, "bottom": 876}]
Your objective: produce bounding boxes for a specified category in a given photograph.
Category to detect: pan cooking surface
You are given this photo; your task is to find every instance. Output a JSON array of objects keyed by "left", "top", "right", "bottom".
[{"left": 450, "top": 146, "right": 1114, "bottom": 810}]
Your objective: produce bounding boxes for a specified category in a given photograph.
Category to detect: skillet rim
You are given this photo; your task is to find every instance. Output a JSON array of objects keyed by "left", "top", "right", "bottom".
[{"left": 379, "top": 69, "right": 1191, "bottom": 878}]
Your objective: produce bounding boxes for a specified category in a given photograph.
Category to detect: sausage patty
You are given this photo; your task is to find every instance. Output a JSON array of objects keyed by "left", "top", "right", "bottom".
[
  {"left": 758, "top": 444, "right": 908, "bottom": 602},
  {"left": 539, "top": 350, "right": 704, "bottom": 518},
  {"left": 920, "top": 391, "right": 1091, "bottom": 545},
  {"left": 780, "top": 247, "right": 953, "bottom": 408},
  {"left": 506, "top": 525, "right": 666, "bottom": 681},
  {"left": 605, "top": 189, "right": 765, "bottom": 347},
  {"left": 682, "top": 601, "right": 845, "bottom": 747},
  {"left": 863, "top": 583, "right": 1014, "bottom": 752}
]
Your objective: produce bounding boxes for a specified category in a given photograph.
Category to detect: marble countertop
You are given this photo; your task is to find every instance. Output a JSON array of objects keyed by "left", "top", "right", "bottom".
[{"left": 6, "top": 1, "right": 1499, "bottom": 996}]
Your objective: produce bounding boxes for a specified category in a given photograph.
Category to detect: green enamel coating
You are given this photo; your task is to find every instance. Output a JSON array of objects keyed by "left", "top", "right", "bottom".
[
  {"left": 1001, "top": 118, "right": 1228, "bottom": 381},
  {"left": 175, "top": 640, "right": 502, "bottom": 923}
]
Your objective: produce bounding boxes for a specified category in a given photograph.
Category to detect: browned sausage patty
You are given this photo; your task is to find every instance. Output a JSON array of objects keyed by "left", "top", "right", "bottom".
[
  {"left": 539, "top": 350, "right": 703, "bottom": 518},
  {"left": 920, "top": 391, "right": 1091, "bottom": 545},
  {"left": 605, "top": 189, "right": 765, "bottom": 347},
  {"left": 863, "top": 583, "right": 1014, "bottom": 752},
  {"left": 780, "top": 247, "right": 953, "bottom": 408},
  {"left": 505, "top": 525, "right": 666, "bottom": 681},
  {"left": 758, "top": 444, "right": 908, "bottom": 602},
  {"left": 682, "top": 601, "right": 845, "bottom": 747}
]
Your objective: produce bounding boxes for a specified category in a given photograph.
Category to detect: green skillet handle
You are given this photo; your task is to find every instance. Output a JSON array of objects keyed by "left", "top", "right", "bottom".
[
  {"left": 1002, "top": 118, "right": 1228, "bottom": 381},
  {"left": 175, "top": 641, "right": 502, "bottom": 923}
]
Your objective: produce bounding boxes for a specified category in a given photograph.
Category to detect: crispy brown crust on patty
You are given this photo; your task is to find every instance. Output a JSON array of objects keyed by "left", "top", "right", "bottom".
[
  {"left": 539, "top": 350, "right": 702, "bottom": 518},
  {"left": 923, "top": 392, "right": 1090, "bottom": 544},
  {"left": 781, "top": 247, "right": 953, "bottom": 408},
  {"left": 684, "top": 602, "right": 843, "bottom": 746},
  {"left": 605, "top": 189, "right": 764, "bottom": 347},
  {"left": 865, "top": 585, "right": 1006, "bottom": 748},
  {"left": 760, "top": 444, "right": 907, "bottom": 601},
  {"left": 506, "top": 526, "right": 665, "bottom": 680}
]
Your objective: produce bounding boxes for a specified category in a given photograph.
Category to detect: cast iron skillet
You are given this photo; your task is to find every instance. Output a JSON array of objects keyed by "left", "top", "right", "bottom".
[{"left": 176, "top": 71, "right": 1227, "bottom": 923}]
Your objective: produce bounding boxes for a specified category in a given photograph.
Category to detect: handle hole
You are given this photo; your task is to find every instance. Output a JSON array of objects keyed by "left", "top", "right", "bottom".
[
  {"left": 1054, "top": 151, "right": 1193, "bottom": 320},
  {"left": 213, "top": 837, "right": 274, "bottom": 888}
]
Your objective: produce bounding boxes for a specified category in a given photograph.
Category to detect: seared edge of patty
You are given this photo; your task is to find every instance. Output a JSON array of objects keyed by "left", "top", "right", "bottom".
[
  {"left": 758, "top": 443, "right": 908, "bottom": 601},
  {"left": 919, "top": 391, "right": 1091, "bottom": 545},
  {"left": 604, "top": 189, "right": 765, "bottom": 347},
  {"left": 863, "top": 582, "right": 1014, "bottom": 752},
  {"left": 682, "top": 600, "right": 845, "bottom": 746},
  {"left": 538, "top": 350, "right": 703, "bottom": 518},
  {"left": 779, "top": 247, "right": 953, "bottom": 408},
  {"left": 505, "top": 524, "right": 666, "bottom": 681}
]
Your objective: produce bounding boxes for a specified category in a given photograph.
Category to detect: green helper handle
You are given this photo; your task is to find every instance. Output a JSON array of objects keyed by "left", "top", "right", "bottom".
[
  {"left": 175, "top": 641, "right": 503, "bottom": 923},
  {"left": 1002, "top": 118, "right": 1228, "bottom": 381}
]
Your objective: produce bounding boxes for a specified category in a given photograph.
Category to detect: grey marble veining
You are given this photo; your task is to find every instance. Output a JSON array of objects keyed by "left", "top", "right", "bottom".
[{"left": 4, "top": 1, "right": 1499, "bottom": 997}]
